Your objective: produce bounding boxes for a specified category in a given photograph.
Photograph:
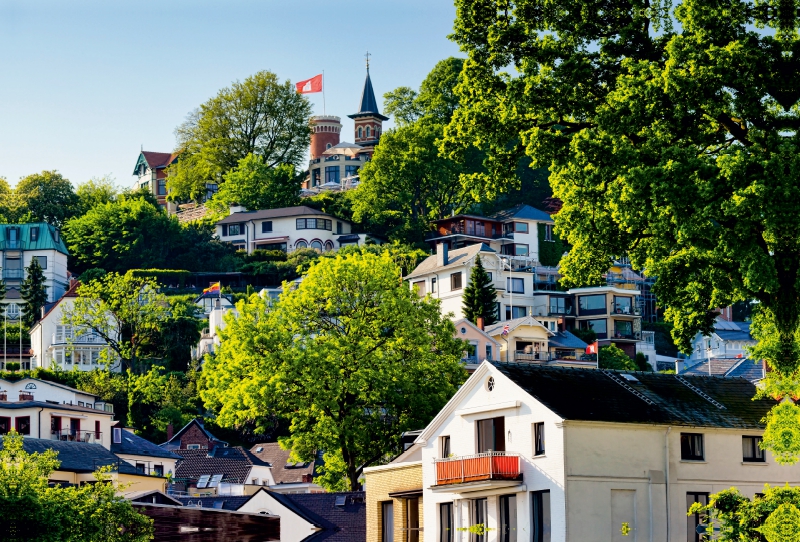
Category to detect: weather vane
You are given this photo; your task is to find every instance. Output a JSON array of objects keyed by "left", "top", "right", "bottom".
[{"left": 365, "top": 51, "right": 371, "bottom": 70}]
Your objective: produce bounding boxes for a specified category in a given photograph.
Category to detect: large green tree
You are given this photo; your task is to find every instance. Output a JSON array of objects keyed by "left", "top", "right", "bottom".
[
  {"left": 15, "top": 171, "right": 80, "bottom": 227},
  {"left": 76, "top": 175, "right": 119, "bottom": 214},
  {"left": 446, "top": 0, "right": 800, "bottom": 459},
  {"left": 206, "top": 154, "right": 300, "bottom": 216},
  {"left": 167, "top": 70, "right": 312, "bottom": 201},
  {"left": 462, "top": 255, "right": 498, "bottom": 326},
  {"left": 201, "top": 251, "right": 466, "bottom": 490},
  {"left": 20, "top": 258, "right": 46, "bottom": 328}
]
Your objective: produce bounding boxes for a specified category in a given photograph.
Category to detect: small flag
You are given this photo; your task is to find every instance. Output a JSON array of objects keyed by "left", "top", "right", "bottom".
[
  {"left": 501, "top": 324, "right": 510, "bottom": 336},
  {"left": 203, "top": 282, "right": 221, "bottom": 295},
  {"left": 296, "top": 74, "right": 323, "bottom": 94},
  {"left": 586, "top": 341, "right": 598, "bottom": 355}
]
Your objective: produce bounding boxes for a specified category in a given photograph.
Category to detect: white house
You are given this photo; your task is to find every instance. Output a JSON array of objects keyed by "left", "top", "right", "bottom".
[
  {"left": 216, "top": 205, "right": 380, "bottom": 254},
  {"left": 0, "top": 222, "right": 70, "bottom": 306},
  {"left": 411, "top": 361, "right": 793, "bottom": 542},
  {"left": 29, "top": 281, "right": 121, "bottom": 372},
  {"left": 689, "top": 317, "right": 755, "bottom": 361}
]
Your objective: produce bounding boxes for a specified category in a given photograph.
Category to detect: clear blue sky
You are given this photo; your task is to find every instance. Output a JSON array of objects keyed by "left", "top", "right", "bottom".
[{"left": 0, "top": 0, "right": 461, "bottom": 189}]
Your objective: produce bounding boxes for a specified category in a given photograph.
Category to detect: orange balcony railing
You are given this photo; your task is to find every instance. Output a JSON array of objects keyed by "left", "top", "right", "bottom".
[{"left": 434, "top": 452, "right": 522, "bottom": 486}]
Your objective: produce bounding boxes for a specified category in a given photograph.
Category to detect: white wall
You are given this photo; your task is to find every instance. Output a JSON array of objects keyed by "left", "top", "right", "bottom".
[
  {"left": 216, "top": 212, "right": 353, "bottom": 254},
  {"left": 238, "top": 490, "right": 318, "bottom": 542}
]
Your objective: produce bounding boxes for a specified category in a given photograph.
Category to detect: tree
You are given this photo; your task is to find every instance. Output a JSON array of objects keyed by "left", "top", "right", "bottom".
[
  {"left": 61, "top": 273, "right": 170, "bottom": 374},
  {"left": 384, "top": 57, "right": 465, "bottom": 126},
  {"left": 598, "top": 345, "right": 637, "bottom": 371},
  {"left": 207, "top": 154, "right": 300, "bottom": 216},
  {"left": 15, "top": 171, "right": 80, "bottom": 226},
  {"left": 167, "top": 70, "right": 312, "bottom": 201},
  {"left": 462, "top": 255, "right": 498, "bottom": 326},
  {"left": 446, "top": 0, "right": 800, "bottom": 459},
  {"left": 76, "top": 175, "right": 119, "bottom": 214},
  {"left": 201, "top": 252, "right": 467, "bottom": 490},
  {"left": 0, "top": 431, "right": 153, "bottom": 541},
  {"left": 20, "top": 258, "right": 46, "bottom": 328}
]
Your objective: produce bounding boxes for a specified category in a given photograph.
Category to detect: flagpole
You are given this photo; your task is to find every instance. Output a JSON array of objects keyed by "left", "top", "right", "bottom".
[{"left": 322, "top": 70, "right": 326, "bottom": 115}]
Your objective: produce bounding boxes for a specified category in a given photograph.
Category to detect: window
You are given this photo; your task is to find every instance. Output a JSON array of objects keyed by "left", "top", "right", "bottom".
[
  {"left": 15, "top": 416, "right": 30, "bottom": 435},
  {"left": 413, "top": 281, "right": 426, "bottom": 297},
  {"left": 531, "top": 491, "right": 551, "bottom": 542},
  {"left": 549, "top": 297, "right": 572, "bottom": 315},
  {"left": 296, "top": 218, "right": 332, "bottom": 230},
  {"left": 324, "top": 240, "right": 334, "bottom": 251},
  {"left": 505, "top": 306, "right": 527, "bottom": 320},
  {"left": 451, "top": 272, "right": 462, "bottom": 291},
  {"left": 158, "top": 179, "right": 167, "bottom": 196},
  {"left": 613, "top": 296, "right": 633, "bottom": 314},
  {"left": 310, "top": 240, "right": 323, "bottom": 251},
  {"left": 439, "top": 503, "right": 453, "bottom": 542},
  {"left": 470, "top": 499, "right": 488, "bottom": 542},
  {"left": 514, "top": 222, "right": 528, "bottom": 233},
  {"left": 579, "top": 319, "right": 607, "bottom": 338},
  {"left": 502, "top": 244, "right": 529, "bottom": 256},
  {"left": 681, "top": 433, "right": 704, "bottom": 461},
  {"left": 325, "top": 166, "right": 340, "bottom": 184},
  {"left": 382, "top": 501, "right": 394, "bottom": 542},
  {"left": 326, "top": 143, "right": 332, "bottom": 150},
  {"left": 0, "top": 417, "right": 10, "bottom": 435},
  {"left": 686, "top": 492, "right": 709, "bottom": 542},
  {"left": 544, "top": 224, "right": 553, "bottom": 242},
  {"left": 295, "top": 240, "right": 308, "bottom": 249},
  {"left": 486, "top": 344, "right": 493, "bottom": 360},
  {"left": 407, "top": 498, "right": 420, "bottom": 542},
  {"left": 507, "top": 277, "right": 524, "bottom": 294},
  {"left": 431, "top": 277, "right": 437, "bottom": 293},
  {"left": 345, "top": 165, "right": 359, "bottom": 177},
  {"left": 262, "top": 221, "right": 273, "bottom": 233},
  {"left": 95, "top": 420, "right": 101, "bottom": 439},
  {"left": 228, "top": 224, "right": 242, "bottom": 236},
  {"left": 441, "top": 436, "right": 450, "bottom": 458},
  {"left": 154, "top": 464, "right": 164, "bottom": 476},
  {"left": 312, "top": 169, "right": 321, "bottom": 186},
  {"left": 358, "top": 127, "right": 363, "bottom": 139},
  {"left": 476, "top": 417, "right": 505, "bottom": 453},
  {"left": 366, "top": 126, "right": 371, "bottom": 138},
  {"left": 30, "top": 227, "right": 39, "bottom": 242},
  {"left": 336, "top": 221, "right": 343, "bottom": 234},
  {"left": 136, "top": 463, "right": 146, "bottom": 474},
  {"left": 534, "top": 422, "right": 545, "bottom": 456},
  {"left": 113, "top": 427, "right": 122, "bottom": 444},
  {"left": 614, "top": 321, "right": 633, "bottom": 339},
  {"left": 499, "top": 495, "right": 517, "bottom": 542},
  {"left": 743, "top": 436, "right": 765, "bottom": 462},
  {"left": 578, "top": 294, "right": 607, "bottom": 313}
]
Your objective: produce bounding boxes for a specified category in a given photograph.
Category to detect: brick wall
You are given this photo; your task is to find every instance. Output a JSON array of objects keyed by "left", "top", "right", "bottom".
[
  {"left": 180, "top": 424, "right": 211, "bottom": 450},
  {"left": 364, "top": 462, "right": 423, "bottom": 542}
]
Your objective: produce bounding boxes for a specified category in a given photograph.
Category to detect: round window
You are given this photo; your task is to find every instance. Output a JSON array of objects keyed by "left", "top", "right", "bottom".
[
  {"left": 487, "top": 376, "right": 495, "bottom": 391},
  {"left": 460, "top": 327, "right": 467, "bottom": 334}
]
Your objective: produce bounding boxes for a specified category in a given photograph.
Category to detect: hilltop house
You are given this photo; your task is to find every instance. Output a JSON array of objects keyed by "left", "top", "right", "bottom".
[
  {"left": 0, "top": 222, "right": 69, "bottom": 305},
  {"left": 132, "top": 150, "right": 180, "bottom": 211}
]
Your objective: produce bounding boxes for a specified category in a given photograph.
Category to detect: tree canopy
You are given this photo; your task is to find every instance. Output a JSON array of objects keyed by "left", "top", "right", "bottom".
[
  {"left": 201, "top": 251, "right": 466, "bottom": 490},
  {"left": 462, "top": 255, "right": 498, "bottom": 326},
  {"left": 207, "top": 154, "right": 300, "bottom": 216},
  {"left": 166, "top": 70, "right": 312, "bottom": 201},
  {"left": 15, "top": 171, "right": 80, "bottom": 227},
  {"left": 446, "top": 0, "right": 800, "bottom": 459},
  {"left": 76, "top": 175, "right": 119, "bottom": 214}
]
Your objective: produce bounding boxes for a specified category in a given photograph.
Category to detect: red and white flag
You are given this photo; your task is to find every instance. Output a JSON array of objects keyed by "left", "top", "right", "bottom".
[
  {"left": 586, "top": 341, "right": 598, "bottom": 355},
  {"left": 296, "top": 74, "right": 323, "bottom": 94}
]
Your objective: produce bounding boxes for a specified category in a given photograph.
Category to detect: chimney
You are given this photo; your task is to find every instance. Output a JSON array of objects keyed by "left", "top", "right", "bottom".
[
  {"left": 301, "top": 474, "right": 313, "bottom": 483},
  {"left": 166, "top": 423, "right": 174, "bottom": 441},
  {"left": 41, "top": 306, "right": 45, "bottom": 319},
  {"left": 436, "top": 243, "right": 449, "bottom": 267},
  {"left": 477, "top": 317, "right": 484, "bottom": 331}
]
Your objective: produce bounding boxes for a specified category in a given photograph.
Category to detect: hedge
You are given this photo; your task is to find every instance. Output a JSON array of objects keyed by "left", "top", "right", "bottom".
[{"left": 127, "top": 269, "right": 191, "bottom": 287}]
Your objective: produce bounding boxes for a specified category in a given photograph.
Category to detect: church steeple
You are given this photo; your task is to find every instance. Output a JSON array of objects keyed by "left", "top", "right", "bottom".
[{"left": 349, "top": 54, "right": 388, "bottom": 154}]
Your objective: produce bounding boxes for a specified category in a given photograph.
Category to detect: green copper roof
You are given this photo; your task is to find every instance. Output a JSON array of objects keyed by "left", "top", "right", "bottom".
[{"left": 0, "top": 223, "right": 69, "bottom": 255}]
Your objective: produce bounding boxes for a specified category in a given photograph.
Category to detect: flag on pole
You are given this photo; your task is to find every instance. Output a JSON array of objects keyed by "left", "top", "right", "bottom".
[
  {"left": 501, "top": 324, "right": 510, "bottom": 336},
  {"left": 203, "top": 282, "right": 221, "bottom": 295},
  {"left": 586, "top": 341, "right": 598, "bottom": 355},
  {"left": 296, "top": 74, "right": 323, "bottom": 94}
]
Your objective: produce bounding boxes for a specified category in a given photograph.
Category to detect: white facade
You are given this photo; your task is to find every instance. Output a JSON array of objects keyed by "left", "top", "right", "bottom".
[
  {"left": 414, "top": 362, "right": 799, "bottom": 542},
  {"left": 236, "top": 489, "right": 320, "bottom": 542},
  {"left": 689, "top": 317, "right": 754, "bottom": 361}
]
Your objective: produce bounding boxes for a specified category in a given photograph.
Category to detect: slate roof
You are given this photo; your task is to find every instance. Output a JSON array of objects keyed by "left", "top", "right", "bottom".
[
  {"left": 173, "top": 447, "right": 271, "bottom": 484},
  {"left": 0, "top": 223, "right": 69, "bottom": 254},
  {"left": 177, "top": 495, "right": 253, "bottom": 510},
  {"left": 405, "top": 243, "right": 495, "bottom": 279},
  {"left": 0, "top": 438, "right": 141, "bottom": 475},
  {"left": 491, "top": 362, "right": 776, "bottom": 429},
  {"left": 348, "top": 70, "right": 388, "bottom": 121},
  {"left": 249, "top": 443, "right": 317, "bottom": 485},
  {"left": 489, "top": 204, "right": 553, "bottom": 223},
  {"left": 680, "top": 358, "right": 765, "bottom": 383},
  {"left": 112, "top": 429, "right": 182, "bottom": 460},
  {"left": 217, "top": 205, "right": 331, "bottom": 225},
  {"left": 548, "top": 331, "right": 589, "bottom": 350},
  {"left": 267, "top": 491, "right": 366, "bottom": 542},
  {"left": 727, "top": 359, "right": 766, "bottom": 382}
]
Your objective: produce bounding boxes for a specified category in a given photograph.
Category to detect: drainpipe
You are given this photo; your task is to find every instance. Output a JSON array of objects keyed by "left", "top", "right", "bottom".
[
  {"left": 37, "top": 407, "right": 44, "bottom": 438},
  {"left": 664, "top": 427, "right": 671, "bottom": 542}
]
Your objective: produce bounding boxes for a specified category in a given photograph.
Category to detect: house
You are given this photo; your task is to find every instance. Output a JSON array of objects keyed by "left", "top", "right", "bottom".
[
  {"left": 0, "top": 222, "right": 69, "bottom": 306},
  {"left": 567, "top": 286, "right": 643, "bottom": 358},
  {"left": 177, "top": 488, "right": 366, "bottom": 542},
  {"left": 132, "top": 150, "right": 180, "bottom": 211},
  {"left": 194, "top": 293, "right": 237, "bottom": 361},
  {"left": 111, "top": 426, "right": 181, "bottom": 478},
  {"left": 249, "top": 442, "right": 325, "bottom": 494},
  {"left": 483, "top": 317, "right": 592, "bottom": 367},
  {"left": 363, "top": 444, "right": 423, "bottom": 542},
  {"left": 172, "top": 446, "right": 275, "bottom": 496},
  {"left": 216, "top": 205, "right": 380, "bottom": 254},
  {"left": 29, "top": 280, "right": 121, "bottom": 372},
  {"left": 409, "top": 361, "right": 791, "bottom": 542},
  {"left": 679, "top": 357, "right": 766, "bottom": 382},
  {"left": 161, "top": 418, "right": 228, "bottom": 452},
  {"left": 688, "top": 317, "right": 755, "bottom": 361},
  {"left": 452, "top": 318, "right": 501, "bottom": 371}
]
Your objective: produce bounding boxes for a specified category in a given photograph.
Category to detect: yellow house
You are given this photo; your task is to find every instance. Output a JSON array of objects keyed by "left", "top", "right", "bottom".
[
  {"left": 364, "top": 444, "right": 423, "bottom": 542},
  {"left": 485, "top": 316, "right": 596, "bottom": 368}
]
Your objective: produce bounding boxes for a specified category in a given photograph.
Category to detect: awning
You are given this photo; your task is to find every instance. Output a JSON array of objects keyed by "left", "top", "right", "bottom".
[
  {"left": 388, "top": 488, "right": 423, "bottom": 498},
  {"left": 252, "top": 237, "right": 289, "bottom": 245}
]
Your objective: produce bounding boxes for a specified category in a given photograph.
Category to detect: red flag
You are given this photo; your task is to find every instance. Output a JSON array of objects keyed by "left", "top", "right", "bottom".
[
  {"left": 586, "top": 341, "right": 598, "bottom": 355},
  {"left": 296, "top": 74, "right": 323, "bottom": 94}
]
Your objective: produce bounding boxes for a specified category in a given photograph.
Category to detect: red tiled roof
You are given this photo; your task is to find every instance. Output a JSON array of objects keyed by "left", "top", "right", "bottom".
[
  {"left": 249, "top": 443, "right": 316, "bottom": 485},
  {"left": 173, "top": 447, "right": 271, "bottom": 484},
  {"left": 141, "top": 151, "right": 178, "bottom": 169}
]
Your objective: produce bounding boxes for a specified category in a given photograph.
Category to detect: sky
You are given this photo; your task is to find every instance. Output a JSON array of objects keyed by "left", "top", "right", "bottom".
[{"left": 0, "top": 0, "right": 461, "bottom": 189}]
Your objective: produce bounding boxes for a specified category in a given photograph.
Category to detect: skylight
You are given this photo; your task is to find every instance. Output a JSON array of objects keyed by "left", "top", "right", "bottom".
[
  {"left": 209, "top": 474, "right": 223, "bottom": 488},
  {"left": 196, "top": 475, "right": 210, "bottom": 489},
  {"left": 256, "top": 446, "right": 263, "bottom": 453},
  {"left": 620, "top": 374, "right": 639, "bottom": 383},
  {"left": 335, "top": 495, "right": 347, "bottom": 506}
]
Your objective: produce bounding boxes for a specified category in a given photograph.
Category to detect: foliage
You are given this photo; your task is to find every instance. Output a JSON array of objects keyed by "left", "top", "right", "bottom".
[
  {"left": 201, "top": 251, "right": 467, "bottom": 490},
  {"left": 76, "top": 175, "right": 119, "bottom": 214},
  {"left": 15, "top": 170, "right": 80, "bottom": 227},
  {"left": 20, "top": 258, "right": 47, "bottom": 328},
  {"left": 140, "top": 297, "right": 202, "bottom": 372},
  {"left": 634, "top": 352, "right": 653, "bottom": 372},
  {"left": 571, "top": 327, "right": 596, "bottom": 346},
  {"left": 238, "top": 248, "right": 320, "bottom": 284},
  {"left": 384, "top": 57, "right": 465, "bottom": 126},
  {"left": 167, "top": 70, "right": 312, "bottom": 201},
  {"left": 61, "top": 273, "right": 170, "bottom": 374},
  {"left": 5, "top": 362, "right": 20, "bottom": 372},
  {"left": 305, "top": 191, "right": 357, "bottom": 225},
  {"left": 598, "top": 345, "right": 637, "bottom": 371},
  {"left": 78, "top": 268, "right": 107, "bottom": 284},
  {"left": 0, "top": 431, "right": 153, "bottom": 541},
  {"left": 643, "top": 321, "right": 680, "bottom": 358},
  {"left": 128, "top": 269, "right": 191, "bottom": 288},
  {"left": 760, "top": 401, "right": 800, "bottom": 465},
  {"left": 537, "top": 223, "right": 567, "bottom": 268},
  {"left": 207, "top": 154, "right": 300, "bottom": 215},
  {"left": 462, "top": 255, "right": 498, "bottom": 326}
]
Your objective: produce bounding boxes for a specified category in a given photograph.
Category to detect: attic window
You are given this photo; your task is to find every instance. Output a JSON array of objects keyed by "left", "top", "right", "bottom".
[
  {"left": 113, "top": 427, "right": 122, "bottom": 444},
  {"left": 209, "top": 474, "right": 223, "bottom": 488},
  {"left": 197, "top": 475, "right": 210, "bottom": 488},
  {"left": 30, "top": 227, "right": 39, "bottom": 242},
  {"left": 125, "top": 437, "right": 133, "bottom": 443},
  {"left": 335, "top": 495, "right": 347, "bottom": 506},
  {"left": 486, "top": 377, "right": 495, "bottom": 392},
  {"left": 256, "top": 446, "right": 263, "bottom": 453},
  {"left": 620, "top": 374, "right": 639, "bottom": 383}
]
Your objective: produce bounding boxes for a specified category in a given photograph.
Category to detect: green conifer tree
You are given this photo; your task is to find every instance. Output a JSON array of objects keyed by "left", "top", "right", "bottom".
[
  {"left": 21, "top": 258, "right": 47, "bottom": 328},
  {"left": 462, "top": 255, "right": 498, "bottom": 326}
]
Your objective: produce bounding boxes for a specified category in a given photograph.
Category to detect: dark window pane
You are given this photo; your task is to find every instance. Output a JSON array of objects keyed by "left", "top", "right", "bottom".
[
  {"left": 532, "top": 491, "right": 551, "bottom": 542},
  {"left": 439, "top": 503, "right": 453, "bottom": 542},
  {"left": 382, "top": 501, "right": 394, "bottom": 542}
]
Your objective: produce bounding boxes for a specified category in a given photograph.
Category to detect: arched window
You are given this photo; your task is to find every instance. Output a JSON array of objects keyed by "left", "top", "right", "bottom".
[
  {"left": 366, "top": 126, "right": 371, "bottom": 138},
  {"left": 324, "top": 240, "right": 334, "bottom": 251},
  {"left": 358, "top": 127, "right": 363, "bottom": 139},
  {"left": 295, "top": 240, "right": 308, "bottom": 249},
  {"left": 310, "top": 240, "right": 323, "bottom": 252},
  {"left": 326, "top": 143, "right": 332, "bottom": 149}
]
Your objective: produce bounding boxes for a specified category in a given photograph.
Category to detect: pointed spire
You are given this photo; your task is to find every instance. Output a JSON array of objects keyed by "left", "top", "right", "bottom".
[{"left": 349, "top": 57, "right": 389, "bottom": 121}]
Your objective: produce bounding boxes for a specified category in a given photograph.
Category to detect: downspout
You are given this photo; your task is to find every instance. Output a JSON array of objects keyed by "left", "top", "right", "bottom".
[
  {"left": 665, "top": 427, "right": 671, "bottom": 542},
  {"left": 37, "top": 407, "right": 44, "bottom": 438}
]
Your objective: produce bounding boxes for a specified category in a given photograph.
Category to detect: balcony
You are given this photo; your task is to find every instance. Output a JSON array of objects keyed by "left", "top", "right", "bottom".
[
  {"left": 51, "top": 429, "right": 102, "bottom": 444},
  {"left": 610, "top": 304, "right": 641, "bottom": 317},
  {"left": 513, "top": 351, "right": 551, "bottom": 363},
  {"left": 611, "top": 330, "right": 641, "bottom": 341},
  {"left": 3, "top": 269, "right": 23, "bottom": 280},
  {"left": 52, "top": 333, "right": 106, "bottom": 345},
  {"left": 434, "top": 452, "right": 522, "bottom": 489}
]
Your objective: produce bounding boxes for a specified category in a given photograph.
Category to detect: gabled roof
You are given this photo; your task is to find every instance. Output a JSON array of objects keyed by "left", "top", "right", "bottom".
[
  {"left": 133, "top": 151, "right": 179, "bottom": 175},
  {"left": 548, "top": 330, "right": 589, "bottom": 349},
  {"left": 0, "top": 438, "right": 142, "bottom": 475},
  {"left": 451, "top": 319, "right": 500, "bottom": 347},
  {"left": 33, "top": 280, "right": 81, "bottom": 325},
  {"left": 405, "top": 243, "right": 496, "bottom": 279},
  {"left": 176, "top": 495, "right": 253, "bottom": 510},
  {"left": 0, "top": 376, "right": 97, "bottom": 399},
  {"left": 348, "top": 70, "right": 388, "bottom": 122},
  {"left": 265, "top": 491, "right": 366, "bottom": 542},
  {"left": 492, "top": 362, "right": 775, "bottom": 429},
  {"left": 161, "top": 418, "right": 227, "bottom": 450},
  {"left": 484, "top": 315, "right": 553, "bottom": 337},
  {"left": 489, "top": 204, "right": 554, "bottom": 223},
  {"left": 217, "top": 205, "right": 336, "bottom": 225},
  {"left": 0, "top": 223, "right": 69, "bottom": 254},
  {"left": 249, "top": 442, "right": 318, "bottom": 485},
  {"left": 712, "top": 319, "right": 754, "bottom": 342},
  {"left": 173, "top": 447, "right": 271, "bottom": 484},
  {"left": 680, "top": 357, "right": 765, "bottom": 382},
  {"left": 112, "top": 428, "right": 182, "bottom": 460}
]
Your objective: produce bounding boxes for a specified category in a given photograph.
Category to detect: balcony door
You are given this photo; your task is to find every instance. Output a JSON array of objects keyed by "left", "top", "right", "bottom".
[
  {"left": 499, "top": 495, "right": 517, "bottom": 542},
  {"left": 470, "top": 498, "right": 488, "bottom": 542},
  {"left": 476, "top": 417, "right": 505, "bottom": 453}
]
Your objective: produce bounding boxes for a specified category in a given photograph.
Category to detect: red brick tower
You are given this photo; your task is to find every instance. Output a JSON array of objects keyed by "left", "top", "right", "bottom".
[
  {"left": 309, "top": 116, "right": 342, "bottom": 159},
  {"left": 348, "top": 63, "right": 388, "bottom": 156}
]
